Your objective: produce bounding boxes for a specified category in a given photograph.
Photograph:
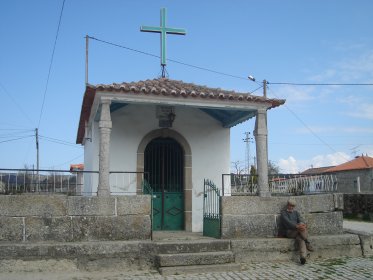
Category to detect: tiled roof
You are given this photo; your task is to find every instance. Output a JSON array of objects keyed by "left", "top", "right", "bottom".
[
  {"left": 325, "top": 156, "right": 373, "bottom": 172},
  {"left": 301, "top": 166, "right": 335, "bottom": 175},
  {"left": 76, "top": 78, "right": 285, "bottom": 144},
  {"left": 93, "top": 78, "right": 285, "bottom": 107}
]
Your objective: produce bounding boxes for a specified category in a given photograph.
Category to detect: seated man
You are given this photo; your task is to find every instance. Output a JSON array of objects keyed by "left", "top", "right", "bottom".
[{"left": 280, "top": 198, "right": 314, "bottom": 265}]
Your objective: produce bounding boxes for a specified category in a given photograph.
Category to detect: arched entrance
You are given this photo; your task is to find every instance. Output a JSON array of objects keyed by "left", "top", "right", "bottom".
[
  {"left": 137, "top": 128, "right": 192, "bottom": 232},
  {"left": 145, "top": 137, "right": 184, "bottom": 230}
]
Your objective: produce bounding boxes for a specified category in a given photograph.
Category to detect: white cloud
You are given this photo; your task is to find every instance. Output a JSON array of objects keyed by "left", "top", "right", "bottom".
[
  {"left": 278, "top": 152, "right": 350, "bottom": 173},
  {"left": 347, "top": 103, "right": 373, "bottom": 120},
  {"left": 278, "top": 156, "right": 299, "bottom": 174}
]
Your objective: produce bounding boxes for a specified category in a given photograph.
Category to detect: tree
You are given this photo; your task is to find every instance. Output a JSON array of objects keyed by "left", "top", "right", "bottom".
[{"left": 268, "top": 160, "right": 280, "bottom": 175}]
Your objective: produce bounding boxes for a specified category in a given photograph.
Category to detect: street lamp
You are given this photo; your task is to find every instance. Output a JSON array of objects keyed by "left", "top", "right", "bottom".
[{"left": 248, "top": 75, "right": 267, "bottom": 98}]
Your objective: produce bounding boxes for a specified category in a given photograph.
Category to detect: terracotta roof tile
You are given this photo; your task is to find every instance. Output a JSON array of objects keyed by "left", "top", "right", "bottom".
[
  {"left": 91, "top": 78, "right": 284, "bottom": 106},
  {"left": 325, "top": 156, "right": 373, "bottom": 172}
]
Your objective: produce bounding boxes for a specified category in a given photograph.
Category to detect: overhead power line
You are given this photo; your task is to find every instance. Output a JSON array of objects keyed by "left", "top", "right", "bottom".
[
  {"left": 0, "top": 135, "right": 33, "bottom": 144},
  {"left": 266, "top": 86, "right": 350, "bottom": 161},
  {"left": 37, "top": 0, "right": 66, "bottom": 129},
  {"left": 0, "top": 82, "right": 34, "bottom": 125},
  {"left": 39, "top": 135, "right": 82, "bottom": 148},
  {"left": 268, "top": 82, "right": 373, "bottom": 86},
  {"left": 88, "top": 36, "right": 373, "bottom": 87},
  {"left": 88, "top": 36, "right": 249, "bottom": 81}
]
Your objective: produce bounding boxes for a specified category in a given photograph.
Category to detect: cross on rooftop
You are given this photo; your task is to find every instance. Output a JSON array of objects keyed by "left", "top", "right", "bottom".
[{"left": 141, "top": 8, "right": 186, "bottom": 76}]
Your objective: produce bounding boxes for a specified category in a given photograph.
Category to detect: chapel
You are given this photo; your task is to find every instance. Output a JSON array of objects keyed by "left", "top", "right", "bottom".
[{"left": 76, "top": 78, "right": 285, "bottom": 232}]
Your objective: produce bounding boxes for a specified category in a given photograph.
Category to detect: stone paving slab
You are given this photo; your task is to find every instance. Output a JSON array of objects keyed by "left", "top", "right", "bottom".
[
  {"left": 344, "top": 220, "right": 373, "bottom": 235},
  {"left": 1, "top": 256, "right": 373, "bottom": 279}
]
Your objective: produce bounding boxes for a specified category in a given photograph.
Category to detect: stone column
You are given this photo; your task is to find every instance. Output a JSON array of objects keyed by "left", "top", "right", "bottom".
[
  {"left": 254, "top": 108, "right": 271, "bottom": 197},
  {"left": 98, "top": 99, "right": 112, "bottom": 196}
]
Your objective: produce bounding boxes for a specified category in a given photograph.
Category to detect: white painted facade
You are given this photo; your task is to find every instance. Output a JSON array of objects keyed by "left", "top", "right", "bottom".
[{"left": 83, "top": 104, "right": 230, "bottom": 232}]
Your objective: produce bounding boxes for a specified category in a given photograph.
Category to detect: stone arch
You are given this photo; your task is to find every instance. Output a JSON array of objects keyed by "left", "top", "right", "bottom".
[{"left": 137, "top": 128, "right": 193, "bottom": 231}]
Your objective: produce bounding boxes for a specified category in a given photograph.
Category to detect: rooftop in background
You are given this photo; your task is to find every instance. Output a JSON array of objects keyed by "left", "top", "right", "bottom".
[
  {"left": 325, "top": 155, "right": 373, "bottom": 173},
  {"left": 301, "top": 166, "right": 335, "bottom": 175}
]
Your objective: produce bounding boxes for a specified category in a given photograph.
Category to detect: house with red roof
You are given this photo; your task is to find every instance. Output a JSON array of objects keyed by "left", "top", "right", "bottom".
[
  {"left": 324, "top": 155, "right": 373, "bottom": 193},
  {"left": 303, "top": 155, "right": 373, "bottom": 193}
]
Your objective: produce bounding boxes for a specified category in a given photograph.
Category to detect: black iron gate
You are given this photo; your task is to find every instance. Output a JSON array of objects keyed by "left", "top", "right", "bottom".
[
  {"left": 203, "top": 179, "right": 221, "bottom": 238},
  {"left": 144, "top": 137, "right": 184, "bottom": 231}
]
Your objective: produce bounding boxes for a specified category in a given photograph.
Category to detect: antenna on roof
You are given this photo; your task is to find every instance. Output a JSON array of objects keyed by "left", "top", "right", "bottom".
[{"left": 350, "top": 145, "right": 361, "bottom": 157}]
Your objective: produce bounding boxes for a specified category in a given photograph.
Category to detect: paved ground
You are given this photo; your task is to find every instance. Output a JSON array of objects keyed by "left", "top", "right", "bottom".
[
  {"left": 1, "top": 256, "right": 373, "bottom": 280},
  {"left": 343, "top": 220, "right": 373, "bottom": 235}
]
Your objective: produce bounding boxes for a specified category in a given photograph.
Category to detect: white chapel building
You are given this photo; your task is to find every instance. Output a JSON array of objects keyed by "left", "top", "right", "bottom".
[{"left": 76, "top": 78, "right": 285, "bottom": 232}]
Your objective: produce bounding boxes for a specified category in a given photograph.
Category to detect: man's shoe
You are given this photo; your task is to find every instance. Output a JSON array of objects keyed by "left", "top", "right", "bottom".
[
  {"left": 300, "top": 257, "right": 306, "bottom": 265},
  {"left": 306, "top": 242, "right": 314, "bottom": 252}
]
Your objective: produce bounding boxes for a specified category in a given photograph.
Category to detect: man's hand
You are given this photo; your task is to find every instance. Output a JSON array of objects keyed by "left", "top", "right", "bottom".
[{"left": 296, "top": 223, "right": 306, "bottom": 232}]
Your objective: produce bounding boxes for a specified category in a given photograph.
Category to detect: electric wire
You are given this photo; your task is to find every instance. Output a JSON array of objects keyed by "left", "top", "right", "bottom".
[
  {"left": 44, "top": 153, "right": 84, "bottom": 169},
  {"left": 0, "top": 82, "right": 34, "bottom": 125},
  {"left": 0, "top": 135, "right": 34, "bottom": 144},
  {"left": 37, "top": 0, "right": 66, "bottom": 129},
  {"left": 88, "top": 36, "right": 373, "bottom": 87},
  {"left": 39, "top": 135, "right": 82, "bottom": 148},
  {"left": 266, "top": 86, "right": 350, "bottom": 161},
  {"left": 268, "top": 82, "right": 373, "bottom": 86},
  {"left": 88, "top": 36, "right": 248, "bottom": 81}
]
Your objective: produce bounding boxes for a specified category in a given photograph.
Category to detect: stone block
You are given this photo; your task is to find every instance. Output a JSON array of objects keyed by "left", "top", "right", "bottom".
[
  {"left": 25, "top": 217, "right": 72, "bottom": 242},
  {"left": 156, "top": 251, "right": 234, "bottom": 267},
  {"left": 116, "top": 195, "right": 151, "bottom": 215},
  {"left": 71, "top": 216, "right": 151, "bottom": 241},
  {"left": 0, "top": 195, "right": 67, "bottom": 217},
  {"left": 221, "top": 214, "right": 277, "bottom": 238},
  {"left": 231, "top": 234, "right": 362, "bottom": 263},
  {"left": 333, "top": 193, "right": 344, "bottom": 210},
  {"left": 305, "top": 211, "right": 343, "bottom": 235},
  {"left": 298, "top": 194, "right": 335, "bottom": 213},
  {"left": 221, "top": 196, "right": 288, "bottom": 215},
  {"left": 0, "top": 217, "right": 23, "bottom": 242},
  {"left": 221, "top": 194, "right": 335, "bottom": 216},
  {"left": 67, "top": 196, "right": 115, "bottom": 216},
  {"left": 359, "top": 235, "right": 373, "bottom": 257}
]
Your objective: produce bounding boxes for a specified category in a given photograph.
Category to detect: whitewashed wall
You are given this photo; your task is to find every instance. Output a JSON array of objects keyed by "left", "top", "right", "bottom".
[{"left": 83, "top": 104, "right": 230, "bottom": 232}]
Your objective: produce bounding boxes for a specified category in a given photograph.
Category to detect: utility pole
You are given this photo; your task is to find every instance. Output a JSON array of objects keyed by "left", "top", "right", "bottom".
[
  {"left": 263, "top": 80, "right": 267, "bottom": 98},
  {"left": 243, "top": 132, "right": 253, "bottom": 174},
  {"left": 85, "top": 35, "right": 89, "bottom": 85},
  {"left": 35, "top": 128, "right": 39, "bottom": 172}
]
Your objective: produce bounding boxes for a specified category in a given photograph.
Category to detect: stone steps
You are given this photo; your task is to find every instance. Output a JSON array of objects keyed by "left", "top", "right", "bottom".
[
  {"left": 231, "top": 234, "right": 362, "bottom": 263},
  {"left": 159, "top": 263, "right": 241, "bottom": 276},
  {"left": 156, "top": 251, "right": 234, "bottom": 267},
  {"left": 154, "top": 239, "right": 231, "bottom": 254},
  {"left": 0, "top": 233, "right": 365, "bottom": 274},
  {"left": 153, "top": 239, "right": 239, "bottom": 275}
]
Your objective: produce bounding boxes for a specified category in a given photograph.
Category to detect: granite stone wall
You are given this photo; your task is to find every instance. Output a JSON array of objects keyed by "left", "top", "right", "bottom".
[
  {"left": 0, "top": 195, "right": 151, "bottom": 242},
  {"left": 221, "top": 194, "right": 344, "bottom": 239}
]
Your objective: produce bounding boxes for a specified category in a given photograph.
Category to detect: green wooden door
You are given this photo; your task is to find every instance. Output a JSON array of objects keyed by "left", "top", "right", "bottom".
[{"left": 145, "top": 138, "right": 184, "bottom": 231}]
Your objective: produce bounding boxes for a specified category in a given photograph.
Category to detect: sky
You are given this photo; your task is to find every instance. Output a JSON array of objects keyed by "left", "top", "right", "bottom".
[{"left": 0, "top": 0, "right": 372, "bottom": 173}]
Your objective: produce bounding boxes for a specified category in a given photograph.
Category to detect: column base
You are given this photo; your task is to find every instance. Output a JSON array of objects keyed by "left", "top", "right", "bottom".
[
  {"left": 258, "top": 191, "right": 271, "bottom": 197},
  {"left": 97, "top": 188, "right": 111, "bottom": 196}
]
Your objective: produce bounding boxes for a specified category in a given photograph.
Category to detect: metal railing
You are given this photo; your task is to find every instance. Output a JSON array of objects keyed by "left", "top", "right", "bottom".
[
  {"left": 269, "top": 174, "right": 338, "bottom": 195},
  {"left": 222, "top": 174, "right": 258, "bottom": 196},
  {"left": 0, "top": 168, "right": 148, "bottom": 196},
  {"left": 222, "top": 173, "right": 338, "bottom": 196}
]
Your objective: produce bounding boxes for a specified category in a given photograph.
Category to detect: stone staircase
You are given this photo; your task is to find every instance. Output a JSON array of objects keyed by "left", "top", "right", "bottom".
[{"left": 153, "top": 239, "right": 240, "bottom": 276}]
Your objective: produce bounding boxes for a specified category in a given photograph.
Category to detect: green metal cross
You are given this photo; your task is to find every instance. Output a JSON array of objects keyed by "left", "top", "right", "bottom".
[{"left": 141, "top": 8, "right": 186, "bottom": 68}]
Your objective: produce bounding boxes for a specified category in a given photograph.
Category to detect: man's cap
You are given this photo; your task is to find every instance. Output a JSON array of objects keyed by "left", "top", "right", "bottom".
[{"left": 287, "top": 198, "right": 297, "bottom": 206}]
